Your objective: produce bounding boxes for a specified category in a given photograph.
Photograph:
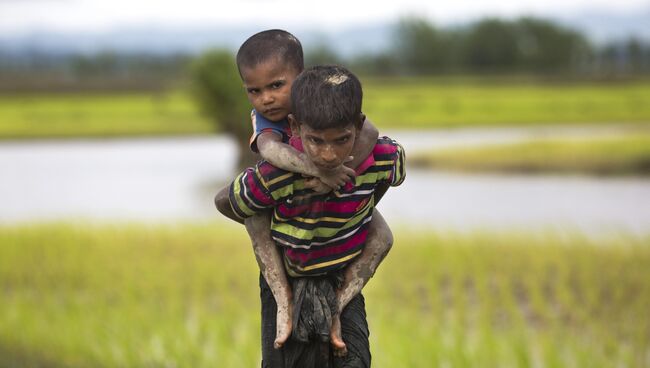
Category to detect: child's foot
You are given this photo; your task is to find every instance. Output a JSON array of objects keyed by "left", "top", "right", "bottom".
[
  {"left": 274, "top": 303, "right": 292, "bottom": 349},
  {"left": 330, "top": 314, "right": 347, "bottom": 357}
]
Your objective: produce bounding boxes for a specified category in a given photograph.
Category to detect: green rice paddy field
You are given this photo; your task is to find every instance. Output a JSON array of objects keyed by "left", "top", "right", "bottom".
[
  {"left": 1, "top": 223, "right": 648, "bottom": 367},
  {"left": 410, "top": 133, "right": 650, "bottom": 175},
  {"left": 1, "top": 79, "right": 649, "bottom": 138},
  {"left": 364, "top": 78, "right": 650, "bottom": 128}
]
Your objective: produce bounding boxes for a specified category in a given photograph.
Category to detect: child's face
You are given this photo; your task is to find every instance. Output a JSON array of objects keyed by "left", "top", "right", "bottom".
[
  {"left": 240, "top": 58, "right": 299, "bottom": 122},
  {"left": 289, "top": 115, "right": 362, "bottom": 173}
]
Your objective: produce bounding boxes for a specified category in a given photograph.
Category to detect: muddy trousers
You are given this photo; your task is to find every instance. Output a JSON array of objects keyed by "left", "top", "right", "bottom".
[{"left": 259, "top": 274, "right": 371, "bottom": 368}]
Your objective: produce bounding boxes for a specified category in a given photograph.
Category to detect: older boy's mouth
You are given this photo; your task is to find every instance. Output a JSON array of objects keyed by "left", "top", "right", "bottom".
[{"left": 315, "top": 163, "right": 342, "bottom": 171}]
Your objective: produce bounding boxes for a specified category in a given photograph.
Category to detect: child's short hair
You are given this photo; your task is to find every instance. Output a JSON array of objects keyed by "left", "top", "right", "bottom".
[
  {"left": 236, "top": 29, "right": 304, "bottom": 75},
  {"left": 291, "top": 65, "right": 363, "bottom": 131}
]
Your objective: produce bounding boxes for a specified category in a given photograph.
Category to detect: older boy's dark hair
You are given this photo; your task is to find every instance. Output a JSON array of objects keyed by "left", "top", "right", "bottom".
[
  {"left": 291, "top": 65, "right": 363, "bottom": 130},
  {"left": 236, "top": 29, "right": 304, "bottom": 75}
]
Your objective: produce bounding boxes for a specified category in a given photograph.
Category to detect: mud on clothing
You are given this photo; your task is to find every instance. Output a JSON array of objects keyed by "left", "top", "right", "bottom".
[{"left": 260, "top": 274, "right": 371, "bottom": 368}]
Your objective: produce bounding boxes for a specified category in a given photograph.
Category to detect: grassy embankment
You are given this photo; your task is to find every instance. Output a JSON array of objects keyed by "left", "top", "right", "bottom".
[
  {"left": 363, "top": 78, "right": 650, "bottom": 128},
  {"left": 1, "top": 79, "right": 649, "bottom": 138},
  {"left": 0, "top": 92, "right": 213, "bottom": 139},
  {"left": 1, "top": 223, "right": 648, "bottom": 367},
  {"left": 410, "top": 133, "right": 650, "bottom": 175}
]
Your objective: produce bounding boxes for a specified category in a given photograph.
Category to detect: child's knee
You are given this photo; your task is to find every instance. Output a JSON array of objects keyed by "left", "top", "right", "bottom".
[
  {"left": 369, "top": 218, "right": 393, "bottom": 250},
  {"left": 378, "top": 223, "right": 393, "bottom": 249},
  {"left": 369, "top": 210, "right": 393, "bottom": 246}
]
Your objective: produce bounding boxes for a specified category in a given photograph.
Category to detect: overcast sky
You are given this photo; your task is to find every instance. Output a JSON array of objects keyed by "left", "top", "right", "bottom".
[{"left": 1, "top": 0, "right": 649, "bottom": 34}]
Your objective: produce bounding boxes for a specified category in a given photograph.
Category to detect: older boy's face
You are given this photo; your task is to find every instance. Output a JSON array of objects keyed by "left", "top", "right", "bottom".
[
  {"left": 240, "top": 58, "right": 298, "bottom": 122},
  {"left": 290, "top": 117, "right": 361, "bottom": 172}
]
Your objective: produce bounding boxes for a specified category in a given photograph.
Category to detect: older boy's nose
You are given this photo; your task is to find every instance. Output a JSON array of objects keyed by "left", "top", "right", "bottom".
[{"left": 320, "top": 146, "right": 337, "bottom": 163}]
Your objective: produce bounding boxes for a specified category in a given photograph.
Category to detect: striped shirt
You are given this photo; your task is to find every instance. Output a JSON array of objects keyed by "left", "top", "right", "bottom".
[{"left": 229, "top": 136, "right": 406, "bottom": 277}]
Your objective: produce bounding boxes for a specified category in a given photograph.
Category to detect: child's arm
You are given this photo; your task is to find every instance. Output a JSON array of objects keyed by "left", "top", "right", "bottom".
[
  {"left": 346, "top": 116, "right": 379, "bottom": 169},
  {"left": 257, "top": 131, "right": 355, "bottom": 190},
  {"left": 257, "top": 131, "right": 319, "bottom": 176}
]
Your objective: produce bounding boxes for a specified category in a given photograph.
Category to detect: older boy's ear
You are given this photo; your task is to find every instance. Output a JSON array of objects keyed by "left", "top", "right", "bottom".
[
  {"left": 356, "top": 113, "right": 366, "bottom": 131},
  {"left": 288, "top": 114, "right": 300, "bottom": 136}
]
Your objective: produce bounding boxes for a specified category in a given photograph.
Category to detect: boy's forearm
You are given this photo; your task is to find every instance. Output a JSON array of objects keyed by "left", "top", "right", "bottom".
[
  {"left": 259, "top": 139, "right": 319, "bottom": 177},
  {"left": 337, "top": 211, "right": 392, "bottom": 313},
  {"left": 214, "top": 185, "right": 244, "bottom": 224},
  {"left": 245, "top": 214, "right": 292, "bottom": 307},
  {"left": 347, "top": 118, "right": 379, "bottom": 169}
]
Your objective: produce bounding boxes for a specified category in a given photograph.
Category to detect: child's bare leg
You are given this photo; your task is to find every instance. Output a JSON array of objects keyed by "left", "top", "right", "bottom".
[
  {"left": 245, "top": 212, "right": 293, "bottom": 349},
  {"left": 331, "top": 210, "right": 393, "bottom": 355}
]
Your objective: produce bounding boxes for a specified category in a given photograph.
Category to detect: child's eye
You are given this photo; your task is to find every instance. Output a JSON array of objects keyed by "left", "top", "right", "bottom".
[
  {"left": 247, "top": 88, "right": 259, "bottom": 95},
  {"left": 310, "top": 137, "right": 323, "bottom": 144},
  {"left": 337, "top": 137, "right": 349, "bottom": 144},
  {"left": 271, "top": 81, "right": 284, "bottom": 89}
]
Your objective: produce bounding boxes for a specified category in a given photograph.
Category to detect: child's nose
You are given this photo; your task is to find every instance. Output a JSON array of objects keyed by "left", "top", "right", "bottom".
[{"left": 262, "top": 91, "right": 274, "bottom": 104}]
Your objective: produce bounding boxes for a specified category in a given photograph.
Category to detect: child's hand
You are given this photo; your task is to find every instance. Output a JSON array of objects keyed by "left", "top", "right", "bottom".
[
  {"left": 303, "top": 177, "right": 332, "bottom": 195},
  {"left": 317, "top": 157, "right": 356, "bottom": 190}
]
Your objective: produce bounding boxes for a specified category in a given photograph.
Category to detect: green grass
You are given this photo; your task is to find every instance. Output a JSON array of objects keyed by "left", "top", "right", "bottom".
[
  {"left": 410, "top": 133, "right": 650, "bottom": 175},
  {"left": 1, "top": 78, "right": 649, "bottom": 138},
  {"left": 0, "top": 92, "right": 213, "bottom": 139},
  {"left": 1, "top": 223, "right": 649, "bottom": 367},
  {"left": 363, "top": 78, "right": 650, "bottom": 128}
]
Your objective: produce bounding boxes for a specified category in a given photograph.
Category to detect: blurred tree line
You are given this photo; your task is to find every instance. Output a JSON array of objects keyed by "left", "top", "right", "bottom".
[
  {"left": 0, "top": 51, "right": 191, "bottom": 92},
  {"left": 313, "top": 17, "right": 650, "bottom": 77},
  {"left": 1, "top": 16, "right": 649, "bottom": 93}
]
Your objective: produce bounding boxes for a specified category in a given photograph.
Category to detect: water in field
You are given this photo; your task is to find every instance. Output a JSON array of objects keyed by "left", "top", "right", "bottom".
[{"left": 1, "top": 129, "right": 649, "bottom": 235}]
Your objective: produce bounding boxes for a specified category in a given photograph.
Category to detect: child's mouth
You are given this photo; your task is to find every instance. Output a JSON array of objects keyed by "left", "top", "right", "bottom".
[{"left": 265, "top": 108, "right": 283, "bottom": 116}]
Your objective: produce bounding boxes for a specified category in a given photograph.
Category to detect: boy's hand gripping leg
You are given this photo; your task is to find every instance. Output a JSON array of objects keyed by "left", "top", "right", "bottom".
[
  {"left": 245, "top": 212, "right": 293, "bottom": 349},
  {"left": 331, "top": 210, "right": 393, "bottom": 356}
]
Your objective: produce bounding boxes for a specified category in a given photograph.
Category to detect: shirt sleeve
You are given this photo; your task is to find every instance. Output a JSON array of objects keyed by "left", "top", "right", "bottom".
[
  {"left": 249, "top": 110, "right": 289, "bottom": 153},
  {"left": 228, "top": 165, "right": 276, "bottom": 220},
  {"left": 388, "top": 141, "right": 406, "bottom": 187}
]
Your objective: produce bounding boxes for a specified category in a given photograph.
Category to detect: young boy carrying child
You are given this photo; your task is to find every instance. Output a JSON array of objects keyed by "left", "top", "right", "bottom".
[
  {"left": 216, "top": 64, "right": 405, "bottom": 367},
  {"left": 216, "top": 30, "right": 401, "bottom": 367}
]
